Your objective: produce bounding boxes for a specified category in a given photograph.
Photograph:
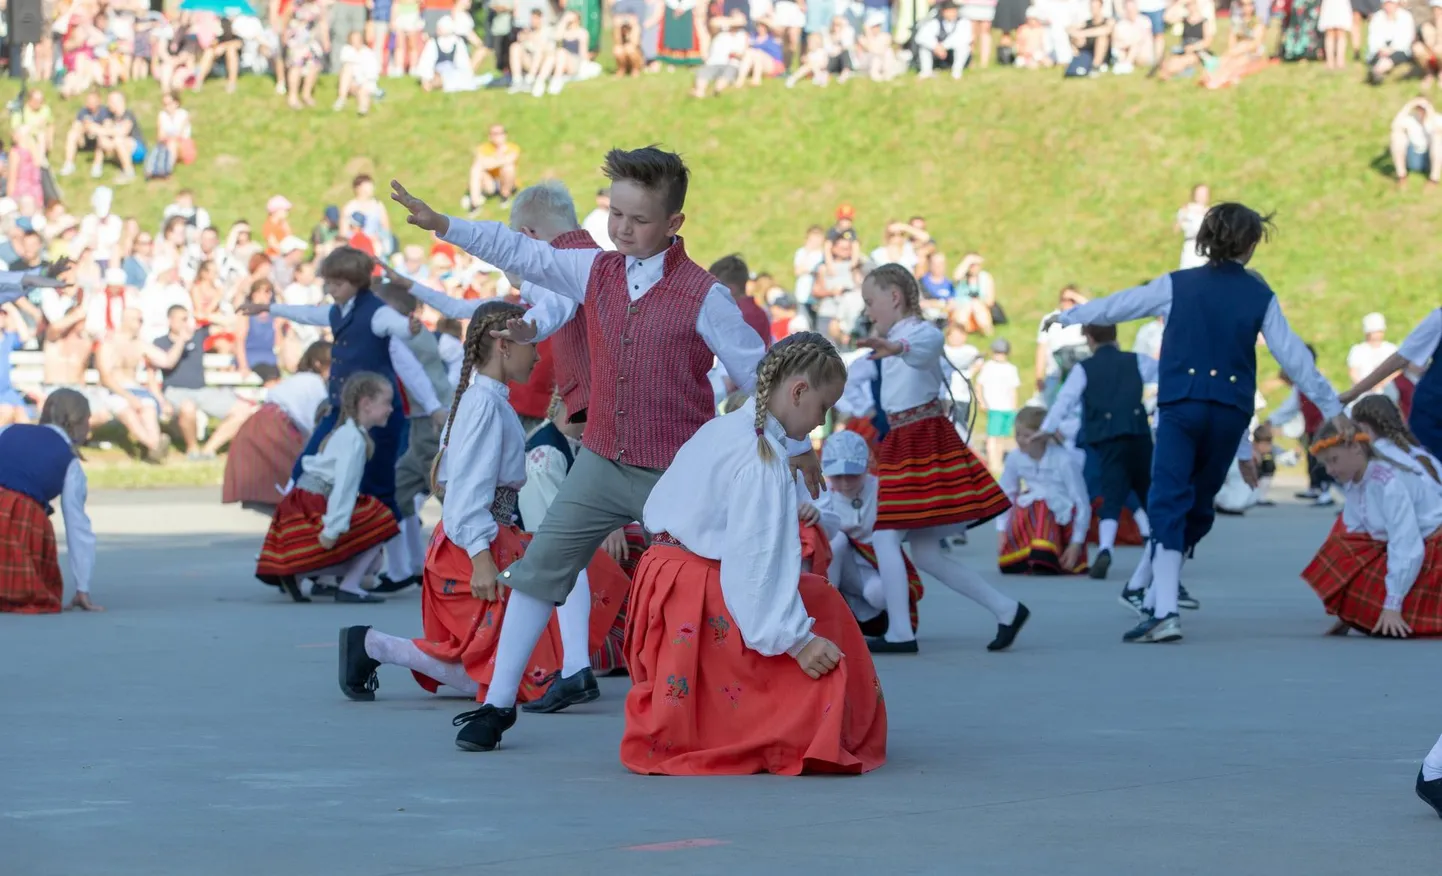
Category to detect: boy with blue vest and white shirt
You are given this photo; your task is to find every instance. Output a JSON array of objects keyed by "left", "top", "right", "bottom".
[{"left": 1044, "top": 204, "right": 1349, "bottom": 643}]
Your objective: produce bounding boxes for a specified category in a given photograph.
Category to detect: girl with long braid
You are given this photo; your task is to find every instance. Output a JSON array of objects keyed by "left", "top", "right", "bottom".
[
  {"left": 851, "top": 264, "right": 1027, "bottom": 654},
  {"left": 1351, "top": 394, "right": 1442, "bottom": 484},
  {"left": 622, "top": 332, "right": 886, "bottom": 776}
]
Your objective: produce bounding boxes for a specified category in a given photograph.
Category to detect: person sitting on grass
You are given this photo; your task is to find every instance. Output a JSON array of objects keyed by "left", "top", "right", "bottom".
[
  {"left": 1390, "top": 96, "right": 1442, "bottom": 189},
  {"left": 335, "top": 31, "right": 382, "bottom": 114},
  {"left": 1367, "top": 0, "right": 1418, "bottom": 86},
  {"left": 1154, "top": 0, "right": 1212, "bottom": 81},
  {"left": 738, "top": 20, "right": 788, "bottom": 86},
  {"left": 693, "top": 15, "right": 746, "bottom": 97},
  {"left": 466, "top": 124, "right": 521, "bottom": 213}
]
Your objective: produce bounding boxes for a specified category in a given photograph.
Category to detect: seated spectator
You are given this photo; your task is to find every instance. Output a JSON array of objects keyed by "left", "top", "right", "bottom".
[
  {"left": 146, "top": 93, "right": 192, "bottom": 181},
  {"left": 507, "top": 9, "right": 557, "bottom": 93},
  {"left": 1348, "top": 312, "right": 1400, "bottom": 400},
  {"left": 853, "top": 13, "right": 903, "bottom": 81},
  {"left": 123, "top": 230, "right": 155, "bottom": 288},
  {"left": 58, "top": 91, "right": 106, "bottom": 178},
  {"left": 919, "top": 251, "right": 956, "bottom": 324},
  {"left": 1415, "top": 2, "right": 1442, "bottom": 87},
  {"left": 1368, "top": 0, "right": 1418, "bottom": 85},
  {"left": 813, "top": 237, "right": 863, "bottom": 345},
  {"left": 311, "top": 205, "right": 342, "bottom": 250},
  {"left": 1389, "top": 96, "right": 1441, "bottom": 188},
  {"left": 193, "top": 11, "right": 245, "bottom": 93},
  {"left": 1110, "top": 0, "right": 1154, "bottom": 73},
  {"left": 612, "top": 8, "right": 646, "bottom": 76},
  {"left": 1200, "top": 0, "right": 1268, "bottom": 88},
  {"left": 162, "top": 189, "right": 212, "bottom": 233},
  {"left": 1013, "top": 7, "right": 1052, "bottom": 67},
  {"left": 86, "top": 267, "right": 138, "bottom": 341},
  {"left": 9, "top": 90, "right": 54, "bottom": 190},
  {"left": 952, "top": 252, "right": 997, "bottom": 335},
  {"left": 335, "top": 31, "right": 382, "bottom": 114},
  {"left": 1155, "top": 0, "right": 1213, "bottom": 81},
  {"left": 540, "top": 10, "right": 598, "bottom": 93},
  {"left": 466, "top": 124, "right": 521, "bottom": 212},
  {"left": 1064, "top": 0, "right": 1112, "bottom": 77},
  {"left": 283, "top": 3, "right": 325, "bottom": 109},
  {"left": 915, "top": 2, "right": 972, "bottom": 79},
  {"left": 416, "top": 16, "right": 481, "bottom": 92},
  {"left": 824, "top": 14, "right": 858, "bottom": 81},
  {"left": 92, "top": 91, "right": 144, "bottom": 185},
  {"left": 450, "top": 0, "right": 493, "bottom": 71},
  {"left": 262, "top": 196, "right": 293, "bottom": 256},
  {"left": 869, "top": 222, "right": 921, "bottom": 273},
  {"left": 768, "top": 294, "right": 811, "bottom": 341},
  {"left": 694, "top": 16, "right": 746, "bottom": 97},
  {"left": 151, "top": 306, "right": 256, "bottom": 460},
  {"left": 339, "top": 175, "right": 393, "bottom": 257},
  {"left": 784, "top": 31, "right": 833, "bottom": 86},
  {"left": 234, "top": 280, "right": 282, "bottom": 385},
  {"left": 95, "top": 307, "right": 181, "bottom": 461}
]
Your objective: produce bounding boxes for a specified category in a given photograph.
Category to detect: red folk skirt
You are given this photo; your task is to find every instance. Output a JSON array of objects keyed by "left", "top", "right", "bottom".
[
  {"left": 799, "top": 520, "right": 834, "bottom": 576},
  {"left": 254, "top": 488, "right": 399, "bottom": 582},
  {"left": 621, "top": 544, "right": 887, "bottom": 776},
  {"left": 0, "top": 488, "right": 64, "bottom": 614},
  {"left": 1301, "top": 527, "right": 1442, "bottom": 636},
  {"left": 999, "top": 501, "right": 1089, "bottom": 575},
  {"left": 847, "top": 536, "right": 924, "bottom": 637},
  {"left": 1086, "top": 499, "right": 1145, "bottom": 547},
  {"left": 591, "top": 523, "right": 649, "bottom": 675},
  {"left": 874, "top": 408, "right": 1010, "bottom": 531},
  {"left": 414, "top": 526, "right": 631, "bottom": 702},
  {"left": 222, "top": 404, "right": 305, "bottom": 507}
]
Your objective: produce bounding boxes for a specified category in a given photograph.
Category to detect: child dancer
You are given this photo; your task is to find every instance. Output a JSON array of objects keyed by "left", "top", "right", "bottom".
[
  {"left": 222, "top": 341, "right": 332, "bottom": 516},
  {"left": 623, "top": 332, "right": 886, "bottom": 775},
  {"left": 1342, "top": 306, "right": 1441, "bottom": 459},
  {"left": 0, "top": 389, "right": 99, "bottom": 613},
  {"left": 819, "top": 429, "right": 925, "bottom": 638},
  {"left": 255, "top": 373, "right": 400, "bottom": 603},
  {"left": 1352, "top": 394, "right": 1442, "bottom": 483},
  {"left": 1300, "top": 424, "right": 1442, "bottom": 638},
  {"left": 996, "top": 407, "right": 1091, "bottom": 575},
  {"left": 1044, "top": 203, "right": 1347, "bottom": 643},
  {"left": 389, "top": 149, "right": 822, "bottom": 751},
  {"left": 851, "top": 265, "right": 1025, "bottom": 654},
  {"left": 1039, "top": 323, "right": 1155, "bottom": 580},
  {"left": 1421, "top": 735, "right": 1442, "bottom": 817}
]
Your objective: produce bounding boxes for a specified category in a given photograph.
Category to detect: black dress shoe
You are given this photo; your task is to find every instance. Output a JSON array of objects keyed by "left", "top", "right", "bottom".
[
  {"left": 987, "top": 603, "right": 1031, "bottom": 652},
  {"left": 335, "top": 589, "right": 386, "bottom": 604},
  {"left": 338, "top": 625, "right": 380, "bottom": 701},
  {"left": 1089, "top": 549, "right": 1112, "bottom": 580},
  {"left": 279, "top": 575, "right": 311, "bottom": 603},
  {"left": 454, "top": 704, "right": 518, "bottom": 751},
  {"left": 371, "top": 573, "right": 421, "bottom": 594},
  {"left": 521, "top": 667, "right": 601, "bottom": 713},
  {"left": 1418, "top": 769, "right": 1442, "bottom": 819},
  {"left": 865, "top": 635, "right": 919, "bottom": 654},
  {"left": 309, "top": 579, "right": 338, "bottom": 598}
]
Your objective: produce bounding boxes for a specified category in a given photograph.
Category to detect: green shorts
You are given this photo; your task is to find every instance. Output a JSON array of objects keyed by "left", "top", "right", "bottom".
[{"left": 986, "top": 410, "right": 1016, "bottom": 438}]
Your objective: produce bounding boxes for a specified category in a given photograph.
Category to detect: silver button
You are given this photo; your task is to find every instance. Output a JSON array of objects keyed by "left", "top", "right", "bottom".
[
  {"left": 1229, "top": 375, "right": 1237, "bottom": 383},
  {"left": 622, "top": 338, "right": 632, "bottom": 345},
  {"left": 1209, "top": 369, "right": 1217, "bottom": 377},
  {"left": 616, "top": 410, "right": 625, "bottom": 417},
  {"left": 1187, "top": 368, "right": 1196, "bottom": 375}
]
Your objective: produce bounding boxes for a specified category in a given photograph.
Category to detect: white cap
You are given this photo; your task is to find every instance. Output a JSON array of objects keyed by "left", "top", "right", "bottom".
[
  {"left": 822, "top": 430, "right": 871, "bottom": 476},
  {"left": 278, "top": 235, "right": 309, "bottom": 255},
  {"left": 1362, "top": 312, "right": 1386, "bottom": 335},
  {"left": 104, "top": 267, "right": 129, "bottom": 287},
  {"left": 267, "top": 195, "right": 293, "bottom": 213}
]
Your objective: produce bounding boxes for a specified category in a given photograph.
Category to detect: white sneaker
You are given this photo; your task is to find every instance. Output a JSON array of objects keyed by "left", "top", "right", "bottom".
[
  {"left": 547, "top": 77, "right": 565, "bottom": 95},
  {"left": 1313, "top": 492, "right": 1336, "bottom": 506},
  {"left": 90, "top": 166, "right": 102, "bottom": 179},
  {"left": 531, "top": 78, "right": 546, "bottom": 97},
  {"left": 1113, "top": 60, "right": 1134, "bottom": 74},
  {"left": 274, "top": 81, "right": 286, "bottom": 95},
  {"left": 59, "top": 162, "right": 74, "bottom": 176}
]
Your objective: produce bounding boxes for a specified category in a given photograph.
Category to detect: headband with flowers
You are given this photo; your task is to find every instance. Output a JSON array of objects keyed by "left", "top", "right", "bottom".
[{"left": 1309, "top": 431, "right": 1369, "bottom": 456}]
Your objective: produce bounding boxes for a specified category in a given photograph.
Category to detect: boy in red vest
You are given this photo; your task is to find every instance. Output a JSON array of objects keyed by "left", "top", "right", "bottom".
[{"left": 392, "top": 147, "right": 821, "bottom": 752}]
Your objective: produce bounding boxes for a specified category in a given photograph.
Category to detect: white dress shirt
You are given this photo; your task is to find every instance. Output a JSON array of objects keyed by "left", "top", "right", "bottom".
[
  {"left": 994, "top": 443, "right": 1091, "bottom": 542},
  {"left": 800, "top": 477, "right": 841, "bottom": 540},
  {"left": 819, "top": 474, "right": 879, "bottom": 542},
  {"left": 643, "top": 397, "right": 816, "bottom": 658},
  {"left": 1040, "top": 347, "right": 1159, "bottom": 435},
  {"left": 1339, "top": 459, "right": 1442, "bottom": 611},
  {"left": 518, "top": 425, "right": 580, "bottom": 532},
  {"left": 269, "top": 299, "right": 444, "bottom": 416},
  {"left": 1367, "top": 8, "right": 1415, "bottom": 58},
  {"left": 438, "top": 375, "right": 528, "bottom": 557},
  {"left": 1398, "top": 308, "right": 1441, "bottom": 368},
  {"left": 1373, "top": 437, "right": 1442, "bottom": 485},
  {"left": 438, "top": 332, "right": 464, "bottom": 390},
  {"left": 298, "top": 419, "right": 369, "bottom": 543},
  {"left": 264, "top": 371, "right": 328, "bottom": 435},
  {"left": 1057, "top": 271, "right": 1343, "bottom": 458},
  {"left": 6, "top": 424, "right": 96, "bottom": 594},
  {"left": 841, "top": 317, "right": 946, "bottom": 414}
]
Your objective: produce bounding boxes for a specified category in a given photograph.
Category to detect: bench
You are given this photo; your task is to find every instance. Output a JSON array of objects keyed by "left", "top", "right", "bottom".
[{"left": 7, "top": 350, "right": 266, "bottom": 405}]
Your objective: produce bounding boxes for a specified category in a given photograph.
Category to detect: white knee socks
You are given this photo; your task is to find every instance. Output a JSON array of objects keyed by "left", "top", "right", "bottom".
[
  {"left": 384, "top": 530, "right": 411, "bottom": 581},
  {"left": 340, "top": 545, "right": 384, "bottom": 596},
  {"left": 1150, "top": 548, "right": 1183, "bottom": 617},
  {"left": 402, "top": 514, "right": 426, "bottom": 577},
  {"left": 555, "top": 569, "right": 593, "bottom": 676},
  {"left": 1133, "top": 508, "right": 1151, "bottom": 539},
  {"left": 871, "top": 529, "right": 918, "bottom": 642},
  {"left": 1126, "top": 544, "right": 1154, "bottom": 595},
  {"left": 1099, "top": 519, "right": 1119, "bottom": 553},
  {"left": 482, "top": 587, "right": 554, "bottom": 709},
  {"left": 910, "top": 532, "right": 1019, "bottom": 626},
  {"left": 364, "top": 628, "right": 479, "bottom": 694},
  {"left": 1424, "top": 734, "right": 1442, "bottom": 781}
]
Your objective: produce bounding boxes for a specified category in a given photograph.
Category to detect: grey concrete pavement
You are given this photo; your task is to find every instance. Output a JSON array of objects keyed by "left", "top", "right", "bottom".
[{"left": 2, "top": 490, "right": 1438, "bottom": 876}]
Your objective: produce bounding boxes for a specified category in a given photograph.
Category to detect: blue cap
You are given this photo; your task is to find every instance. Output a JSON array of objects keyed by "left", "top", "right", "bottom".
[
  {"left": 324, "top": 205, "right": 340, "bottom": 224},
  {"left": 822, "top": 430, "right": 871, "bottom": 476}
]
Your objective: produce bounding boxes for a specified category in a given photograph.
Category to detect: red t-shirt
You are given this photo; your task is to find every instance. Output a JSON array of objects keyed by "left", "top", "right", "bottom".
[{"left": 735, "top": 296, "right": 772, "bottom": 349}]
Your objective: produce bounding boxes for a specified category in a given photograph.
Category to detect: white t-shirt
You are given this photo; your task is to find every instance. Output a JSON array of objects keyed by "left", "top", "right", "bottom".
[
  {"left": 941, "top": 343, "right": 980, "bottom": 405},
  {"left": 1402, "top": 114, "right": 1432, "bottom": 152},
  {"left": 1036, "top": 319, "right": 1087, "bottom": 377},
  {"left": 139, "top": 282, "right": 192, "bottom": 343},
  {"left": 976, "top": 359, "right": 1021, "bottom": 412},
  {"left": 706, "top": 29, "right": 745, "bottom": 65},
  {"left": 341, "top": 43, "right": 381, "bottom": 85},
  {"left": 869, "top": 243, "right": 918, "bottom": 274},
  {"left": 792, "top": 246, "right": 825, "bottom": 304},
  {"left": 1347, "top": 340, "right": 1398, "bottom": 380}
]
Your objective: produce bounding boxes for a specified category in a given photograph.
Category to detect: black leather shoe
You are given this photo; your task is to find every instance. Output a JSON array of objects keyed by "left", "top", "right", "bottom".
[
  {"left": 309, "top": 579, "right": 338, "bottom": 598},
  {"left": 1418, "top": 769, "right": 1442, "bottom": 819},
  {"left": 454, "top": 704, "right": 518, "bottom": 752},
  {"left": 521, "top": 667, "right": 600, "bottom": 713},
  {"left": 987, "top": 603, "right": 1031, "bottom": 652},
  {"left": 279, "top": 575, "right": 311, "bottom": 603},
  {"left": 335, "top": 589, "right": 386, "bottom": 604},
  {"left": 865, "top": 636, "right": 919, "bottom": 654},
  {"left": 1089, "top": 549, "right": 1112, "bottom": 580},
  {"left": 338, "top": 625, "right": 379, "bottom": 701},
  {"left": 371, "top": 573, "right": 421, "bottom": 594}
]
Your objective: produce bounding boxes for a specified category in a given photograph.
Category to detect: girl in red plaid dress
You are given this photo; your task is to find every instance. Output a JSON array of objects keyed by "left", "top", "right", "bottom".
[{"left": 1301, "top": 423, "right": 1442, "bottom": 638}]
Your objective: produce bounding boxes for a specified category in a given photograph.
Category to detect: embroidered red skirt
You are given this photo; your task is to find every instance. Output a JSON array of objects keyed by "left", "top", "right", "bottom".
[
  {"left": 874, "top": 410, "right": 1009, "bottom": 531},
  {"left": 1301, "top": 527, "right": 1442, "bottom": 636},
  {"left": 254, "top": 488, "right": 398, "bottom": 581},
  {"left": 414, "top": 526, "right": 631, "bottom": 701},
  {"left": 999, "top": 501, "right": 1089, "bottom": 576},
  {"left": 1086, "top": 499, "right": 1145, "bottom": 547},
  {"left": 799, "top": 520, "right": 834, "bottom": 576},
  {"left": 621, "top": 544, "right": 887, "bottom": 776},
  {"left": 846, "top": 536, "right": 924, "bottom": 636},
  {"left": 592, "top": 523, "right": 648, "bottom": 675},
  {"left": 223, "top": 404, "right": 305, "bottom": 508},
  {"left": 0, "top": 488, "right": 64, "bottom": 614}
]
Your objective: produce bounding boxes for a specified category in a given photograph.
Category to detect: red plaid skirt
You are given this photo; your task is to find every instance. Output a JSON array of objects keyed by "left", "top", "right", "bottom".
[
  {"left": 1301, "top": 528, "right": 1442, "bottom": 636},
  {"left": 999, "top": 501, "right": 1089, "bottom": 576},
  {"left": 1086, "top": 499, "right": 1145, "bottom": 547},
  {"left": 592, "top": 523, "right": 648, "bottom": 674},
  {"left": 254, "top": 488, "right": 399, "bottom": 581},
  {"left": 847, "top": 536, "right": 924, "bottom": 635},
  {"left": 0, "top": 488, "right": 64, "bottom": 614},
  {"left": 799, "top": 520, "right": 834, "bottom": 576},
  {"left": 223, "top": 404, "right": 305, "bottom": 507},
  {"left": 875, "top": 413, "right": 1009, "bottom": 531}
]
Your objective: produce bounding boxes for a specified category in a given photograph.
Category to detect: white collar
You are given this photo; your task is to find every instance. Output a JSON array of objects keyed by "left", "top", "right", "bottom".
[
  {"left": 741, "top": 396, "right": 789, "bottom": 446},
  {"left": 471, "top": 374, "right": 511, "bottom": 399}
]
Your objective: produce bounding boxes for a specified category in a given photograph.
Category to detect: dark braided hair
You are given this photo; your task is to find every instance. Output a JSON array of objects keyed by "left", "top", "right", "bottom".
[
  {"left": 1195, "top": 203, "right": 1275, "bottom": 265},
  {"left": 1352, "top": 394, "right": 1440, "bottom": 483}
]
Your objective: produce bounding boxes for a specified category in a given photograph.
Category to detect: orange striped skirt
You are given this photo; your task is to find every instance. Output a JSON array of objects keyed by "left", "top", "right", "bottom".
[
  {"left": 222, "top": 404, "right": 305, "bottom": 507},
  {"left": 875, "top": 411, "right": 1009, "bottom": 531},
  {"left": 254, "top": 488, "right": 398, "bottom": 581},
  {"left": 999, "top": 501, "right": 1089, "bottom": 576},
  {"left": 0, "top": 488, "right": 64, "bottom": 614}
]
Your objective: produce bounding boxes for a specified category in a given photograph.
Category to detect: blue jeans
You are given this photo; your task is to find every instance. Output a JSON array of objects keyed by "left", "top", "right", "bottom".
[
  {"left": 1146, "top": 400, "right": 1252, "bottom": 553},
  {"left": 1407, "top": 144, "right": 1431, "bottom": 175}
]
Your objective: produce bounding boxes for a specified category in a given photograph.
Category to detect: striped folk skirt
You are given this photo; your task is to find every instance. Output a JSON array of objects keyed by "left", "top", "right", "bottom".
[
  {"left": 847, "top": 537, "right": 925, "bottom": 638},
  {"left": 1086, "top": 499, "right": 1145, "bottom": 547},
  {"left": 254, "top": 488, "right": 399, "bottom": 583},
  {"left": 875, "top": 409, "right": 1010, "bottom": 531},
  {"left": 222, "top": 404, "right": 305, "bottom": 508},
  {"left": 999, "top": 501, "right": 1089, "bottom": 576},
  {"left": 1301, "top": 526, "right": 1442, "bottom": 636},
  {"left": 0, "top": 488, "right": 64, "bottom": 614},
  {"left": 621, "top": 544, "right": 887, "bottom": 776}
]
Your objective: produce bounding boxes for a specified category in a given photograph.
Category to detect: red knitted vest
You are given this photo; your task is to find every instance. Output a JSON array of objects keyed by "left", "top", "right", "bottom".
[
  {"left": 583, "top": 237, "right": 716, "bottom": 469},
  {"left": 549, "top": 228, "right": 600, "bottom": 420}
]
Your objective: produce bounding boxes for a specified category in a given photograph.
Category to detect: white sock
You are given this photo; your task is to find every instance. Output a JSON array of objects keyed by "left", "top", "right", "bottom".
[
  {"left": 555, "top": 569, "right": 593, "bottom": 677},
  {"left": 1126, "top": 543, "right": 1153, "bottom": 594},
  {"left": 364, "top": 628, "right": 479, "bottom": 694},
  {"left": 1150, "top": 547, "right": 1183, "bottom": 617},
  {"left": 1133, "top": 508, "right": 1151, "bottom": 539},
  {"left": 482, "top": 588, "right": 554, "bottom": 709},
  {"left": 911, "top": 532, "right": 1019, "bottom": 625},
  {"left": 872, "top": 529, "right": 918, "bottom": 642},
  {"left": 1098, "top": 519, "right": 1119, "bottom": 553},
  {"left": 384, "top": 530, "right": 410, "bottom": 581},
  {"left": 402, "top": 514, "right": 426, "bottom": 576},
  {"left": 340, "top": 545, "right": 383, "bottom": 595},
  {"left": 1424, "top": 733, "right": 1442, "bottom": 781}
]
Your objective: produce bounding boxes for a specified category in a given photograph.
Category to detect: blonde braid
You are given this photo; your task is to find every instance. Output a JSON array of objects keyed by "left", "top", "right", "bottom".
[
  {"left": 868, "top": 263, "right": 921, "bottom": 316},
  {"left": 430, "top": 300, "right": 528, "bottom": 495},
  {"left": 753, "top": 352, "right": 785, "bottom": 462},
  {"left": 751, "top": 331, "right": 847, "bottom": 462}
]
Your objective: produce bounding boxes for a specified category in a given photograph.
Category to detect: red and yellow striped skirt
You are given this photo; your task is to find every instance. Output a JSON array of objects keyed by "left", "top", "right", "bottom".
[
  {"left": 875, "top": 408, "right": 1009, "bottom": 531},
  {"left": 999, "top": 501, "right": 1089, "bottom": 576},
  {"left": 254, "top": 488, "right": 399, "bottom": 581}
]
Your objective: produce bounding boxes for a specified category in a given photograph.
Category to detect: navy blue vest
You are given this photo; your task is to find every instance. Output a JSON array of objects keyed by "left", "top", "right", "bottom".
[
  {"left": 515, "top": 421, "right": 575, "bottom": 531},
  {"left": 1080, "top": 344, "right": 1149, "bottom": 443},
  {"left": 1410, "top": 308, "right": 1442, "bottom": 457},
  {"left": 327, "top": 290, "right": 395, "bottom": 404},
  {"left": 0, "top": 425, "right": 75, "bottom": 512},
  {"left": 1156, "top": 263, "right": 1273, "bottom": 413}
]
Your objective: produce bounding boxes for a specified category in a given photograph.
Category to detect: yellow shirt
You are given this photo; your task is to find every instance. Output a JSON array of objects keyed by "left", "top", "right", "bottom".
[{"left": 475, "top": 142, "right": 521, "bottom": 178}]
